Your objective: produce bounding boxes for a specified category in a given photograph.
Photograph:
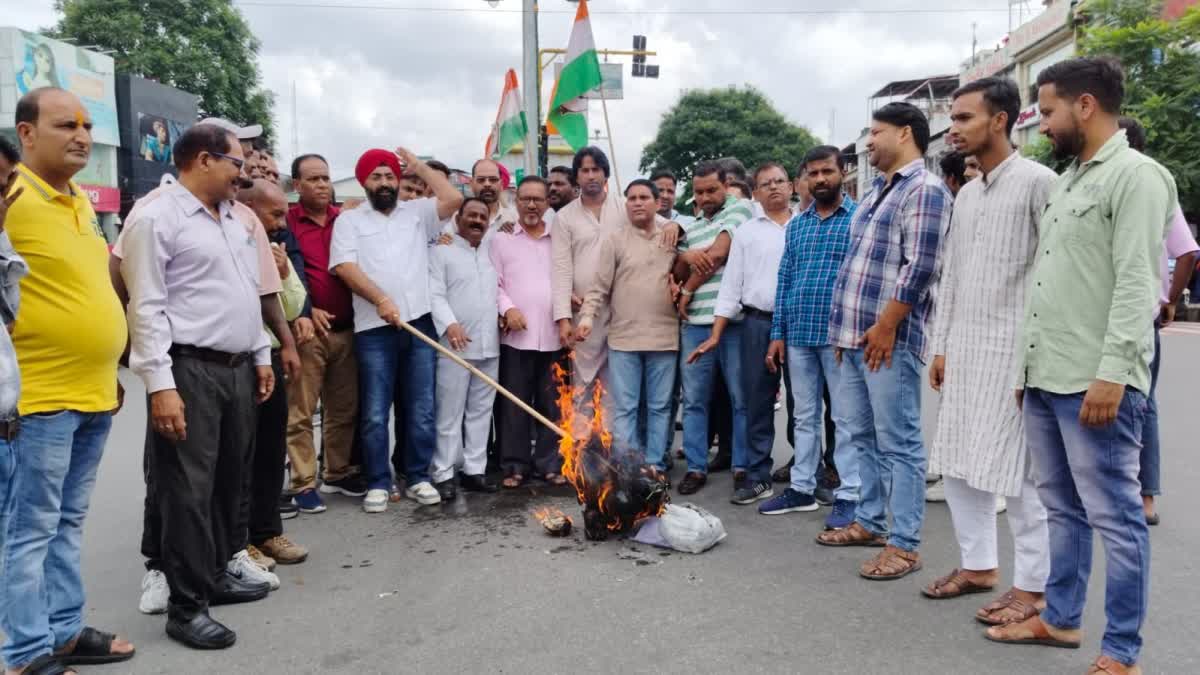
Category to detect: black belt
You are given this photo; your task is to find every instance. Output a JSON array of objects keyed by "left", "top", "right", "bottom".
[
  {"left": 0, "top": 418, "right": 18, "bottom": 442},
  {"left": 170, "top": 344, "right": 251, "bottom": 368},
  {"left": 743, "top": 306, "right": 773, "bottom": 321}
]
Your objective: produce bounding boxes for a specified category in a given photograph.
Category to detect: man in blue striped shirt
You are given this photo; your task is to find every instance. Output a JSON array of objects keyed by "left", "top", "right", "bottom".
[
  {"left": 815, "top": 103, "right": 950, "bottom": 583},
  {"left": 766, "top": 146, "right": 860, "bottom": 529}
]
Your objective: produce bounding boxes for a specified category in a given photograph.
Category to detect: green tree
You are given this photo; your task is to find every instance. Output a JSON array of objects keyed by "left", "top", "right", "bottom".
[
  {"left": 51, "top": 0, "right": 276, "bottom": 144},
  {"left": 1078, "top": 0, "right": 1200, "bottom": 218},
  {"left": 639, "top": 86, "right": 819, "bottom": 198}
]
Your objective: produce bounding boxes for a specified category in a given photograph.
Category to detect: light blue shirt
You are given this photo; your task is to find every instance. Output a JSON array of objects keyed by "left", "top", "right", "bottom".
[{"left": 0, "top": 231, "right": 29, "bottom": 420}]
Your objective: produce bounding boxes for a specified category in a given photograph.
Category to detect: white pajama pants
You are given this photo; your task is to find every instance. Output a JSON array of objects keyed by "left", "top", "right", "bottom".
[
  {"left": 431, "top": 354, "right": 499, "bottom": 483},
  {"left": 943, "top": 475, "right": 1050, "bottom": 592}
]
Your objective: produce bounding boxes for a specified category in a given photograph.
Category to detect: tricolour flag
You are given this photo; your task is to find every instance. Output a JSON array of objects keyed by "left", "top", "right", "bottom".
[
  {"left": 546, "top": 0, "right": 603, "bottom": 151},
  {"left": 484, "top": 69, "right": 528, "bottom": 159}
]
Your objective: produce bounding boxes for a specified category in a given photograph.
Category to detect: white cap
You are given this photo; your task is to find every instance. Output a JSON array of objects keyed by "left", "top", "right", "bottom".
[{"left": 196, "top": 117, "right": 263, "bottom": 140}]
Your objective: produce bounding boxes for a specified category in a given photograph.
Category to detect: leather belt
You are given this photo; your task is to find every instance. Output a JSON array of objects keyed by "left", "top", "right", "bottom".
[
  {"left": 170, "top": 344, "right": 251, "bottom": 368},
  {"left": 0, "top": 418, "right": 19, "bottom": 442},
  {"left": 743, "top": 306, "right": 773, "bottom": 321}
]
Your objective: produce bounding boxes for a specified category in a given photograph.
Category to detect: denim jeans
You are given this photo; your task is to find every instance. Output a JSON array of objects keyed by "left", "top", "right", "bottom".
[
  {"left": 837, "top": 348, "right": 926, "bottom": 551},
  {"left": 788, "top": 345, "right": 862, "bottom": 501},
  {"left": 1137, "top": 323, "right": 1160, "bottom": 496},
  {"left": 355, "top": 315, "right": 438, "bottom": 490},
  {"left": 739, "top": 314, "right": 779, "bottom": 484},
  {"left": 1, "top": 411, "right": 111, "bottom": 669},
  {"left": 679, "top": 323, "right": 747, "bottom": 474},
  {"left": 1025, "top": 387, "right": 1151, "bottom": 666},
  {"left": 608, "top": 349, "right": 677, "bottom": 469}
]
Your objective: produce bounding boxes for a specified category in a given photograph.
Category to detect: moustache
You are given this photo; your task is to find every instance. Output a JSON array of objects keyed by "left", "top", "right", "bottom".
[{"left": 237, "top": 176, "right": 254, "bottom": 189}]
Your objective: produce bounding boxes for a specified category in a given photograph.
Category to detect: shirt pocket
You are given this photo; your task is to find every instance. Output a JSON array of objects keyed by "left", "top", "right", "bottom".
[{"left": 1062, "top": 198, "right": 1110, "bottom": 249}]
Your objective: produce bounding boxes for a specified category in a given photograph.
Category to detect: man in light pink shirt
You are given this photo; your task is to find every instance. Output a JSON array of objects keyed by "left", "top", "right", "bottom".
[{"left": 488, "top": 176, "right": 568, "bottom": 488}]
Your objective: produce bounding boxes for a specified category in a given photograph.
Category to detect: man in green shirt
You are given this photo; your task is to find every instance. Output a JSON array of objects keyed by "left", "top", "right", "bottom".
[{"left": 987, "top": 57, "right": 1174, "bottom": 675}]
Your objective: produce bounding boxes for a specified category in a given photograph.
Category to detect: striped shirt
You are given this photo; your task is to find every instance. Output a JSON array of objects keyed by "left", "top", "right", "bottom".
[
  {"left": 828, "top": 159, "right": 950, "bottom": 361},
  {"left": 677, "top": 194, "right": 754, "bottom": 325},
  {"left": 771, "top": 195, "right": 857, "bottom": 346}
]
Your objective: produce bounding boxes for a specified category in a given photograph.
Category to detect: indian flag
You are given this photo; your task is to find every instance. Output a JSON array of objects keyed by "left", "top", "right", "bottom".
[
  {"left": 485, "top": 69, "right": 528, "bottom": 159},
  {"left": 547, "top": 0, "right": 603, "bottom": 151}
]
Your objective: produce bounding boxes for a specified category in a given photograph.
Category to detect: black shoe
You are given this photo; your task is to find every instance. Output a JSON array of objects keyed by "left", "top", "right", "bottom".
[
  {"left": 677, "top": 472, "right": 707, "bottom": 495},
  {"left": 707, "top": 454, "right": 732, "bottom": 473},
  {"left": 434, "top": 479, "right": 457, "bottom": 501},
  {"left": 166, "top": 612, "right": 236, "bottom": 650},
  {"left": 279, "top": 496, "right": 299, "bottom": 520},
  {"left": 732, "top": 480, "right": 774, "bottom": 505},
  {"left": 460, "top": 474, "right": 498, "bottom": 493},
  {"left": 210, "top": 570, "right": 269, "bottom": 606},
  {"left": 814, "top": 485, "right": 835, "bottom": 507},
  {"left": 319, "top": 474, "right": 369, "bottom": 497}
]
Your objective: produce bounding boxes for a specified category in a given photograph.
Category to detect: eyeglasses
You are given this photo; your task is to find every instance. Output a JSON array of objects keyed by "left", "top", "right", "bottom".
[
  {"left": 757, "top": 178, "right": 789, "bottom": 189},
  {"left": 209, "top": 152, "right": 245, "bottom": 171}
]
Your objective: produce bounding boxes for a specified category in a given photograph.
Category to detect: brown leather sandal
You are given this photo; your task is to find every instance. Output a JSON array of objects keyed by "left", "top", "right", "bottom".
[
  {"left": 860, "top": 545, "right": 923, "bottom": 580},
  {"left": 815, "top": 521, "right": 886, "bottom": 547},
  {"left": 1088, "top": 655, "right": 1142, "bottom": 674},
  {"left": 922, "top": 568, "right": 996, "bottom": 599},
  {"left": 976, "top": 589, "right": 1045, "bottom": 625},
  {"left": 983, "top": 615, "right": 1081, "bottom": 649}
]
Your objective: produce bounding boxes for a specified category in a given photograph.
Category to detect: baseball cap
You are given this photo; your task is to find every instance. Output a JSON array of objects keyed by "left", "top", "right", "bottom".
[{"left": 197, "top": 117, "right": 263, "bottom": 140}]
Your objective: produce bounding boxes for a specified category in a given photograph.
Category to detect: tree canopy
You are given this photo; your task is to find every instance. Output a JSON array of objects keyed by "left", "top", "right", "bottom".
[
  {"left": 639, "top": 86, "right": 820, "bottom": 192},
  {"left": 52, "top": 0, "right": 276, "bottom": 144}
]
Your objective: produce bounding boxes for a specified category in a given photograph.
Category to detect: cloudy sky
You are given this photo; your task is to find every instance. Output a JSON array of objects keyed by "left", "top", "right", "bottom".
[{"left": 10, "top": 0, "right": 1018, "bottom": 182}]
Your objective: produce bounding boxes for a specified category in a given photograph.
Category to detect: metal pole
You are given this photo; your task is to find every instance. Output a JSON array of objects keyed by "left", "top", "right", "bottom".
[
  {"left": 522, "top": 0, "right": 540, "bottom": 176},
  {"left": 598, "top": 82, "right": 620, "bottom": 189}
]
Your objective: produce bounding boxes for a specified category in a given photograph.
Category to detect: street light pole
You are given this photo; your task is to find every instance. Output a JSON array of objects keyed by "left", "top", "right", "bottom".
[{"left": 522, "top": 0, "right": 540, "bottom": 176}]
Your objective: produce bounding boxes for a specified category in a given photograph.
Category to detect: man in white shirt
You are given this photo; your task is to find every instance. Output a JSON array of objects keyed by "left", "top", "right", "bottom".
[
  {"left": 330, "top": 148, "right": 463, "bottom": 513},
  {"left": 429, "top": 198, "right": 501, "bottom": 500}
]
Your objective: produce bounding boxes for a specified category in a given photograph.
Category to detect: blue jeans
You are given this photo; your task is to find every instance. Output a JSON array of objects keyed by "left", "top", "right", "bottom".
[
  {"left": 356, "top": 315, "right": 438, "bottom": 490},
  {"left": 1, "top": 411, "right": 111, "bottom": 669},
  {"left": 1025, "top": 387, "right": 1150, "bottom": 666},
  {"left": 679, "top": 323, "right": 747, "bottom": 474},
  {"left": 837, "top": 348, "right": 926, "bottom": 551},
  {"left": 739, "top": 314, "right": 779, "bottom": 484},
  {"left": 1137, "top": 323, "right": 1160, "bottom": 496},
  {"left": 608, "top": 349, "right": 676, "bottom": 469},
  {"left": 788, "top": 345, "right": 862, "bottom": 501}
]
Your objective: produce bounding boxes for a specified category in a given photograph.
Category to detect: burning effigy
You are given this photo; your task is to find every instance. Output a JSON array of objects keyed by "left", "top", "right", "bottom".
[{"left": 550, "top": 363, "right": 670, "bottom": 540}]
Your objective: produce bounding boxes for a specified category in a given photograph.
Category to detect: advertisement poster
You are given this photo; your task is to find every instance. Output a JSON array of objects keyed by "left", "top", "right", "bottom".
[
  {"left": 137, "top": 113, "right": 186, "bottom": 165},
  {"left": 13, "top": 30, "right": 119, "bottom": 146}
]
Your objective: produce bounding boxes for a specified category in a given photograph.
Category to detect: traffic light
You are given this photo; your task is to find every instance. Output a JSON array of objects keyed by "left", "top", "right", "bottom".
[{"left": 631, "top": 35, "right": 657, "bottom": 78}]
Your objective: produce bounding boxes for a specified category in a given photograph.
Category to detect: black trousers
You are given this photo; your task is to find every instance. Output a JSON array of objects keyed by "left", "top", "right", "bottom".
[
  {"left": 708, "top": 367, "right": 733, "bottom": 460},
  {"left": 740, "top": 314, "right": 779, "bottom": 483},
  {"left": 497, "top": 345, "right": 567, "bottom": 476},
  {"left": 150, "top": 356, "right": 257, "bottom": 620},
  {"left": 243, "top": 354, "right": 286, "bottom": 546}
]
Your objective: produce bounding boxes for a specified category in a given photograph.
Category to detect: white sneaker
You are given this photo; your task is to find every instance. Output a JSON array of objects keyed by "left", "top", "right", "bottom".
[
  {"left": 405, "top": 481, "right": 442, "bottom": 505},
  {"left": 996, "top": 496, "right": 1008, "bottom": 514},
  {"left": 363, "top": 488, "right": 389, "bottom": 513},
  {"left": 925, "top": 477, "right": 946, "bottom": 502},
  {"left": 139, "top": 569, "right": 168, "bottom": 615},
  {"left": 229, "top": 549, "right": 280, "bottom": 591}
]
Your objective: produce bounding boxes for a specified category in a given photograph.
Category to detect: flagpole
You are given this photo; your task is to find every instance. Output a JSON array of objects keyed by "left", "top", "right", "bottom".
[{"left": 598, "top": 82, "right": 620, "bottom": 188}]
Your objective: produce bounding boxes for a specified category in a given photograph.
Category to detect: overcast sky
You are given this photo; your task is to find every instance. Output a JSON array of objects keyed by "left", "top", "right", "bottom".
[{"left": 9, "top": 0, "right": 1017, "bottom": 182}]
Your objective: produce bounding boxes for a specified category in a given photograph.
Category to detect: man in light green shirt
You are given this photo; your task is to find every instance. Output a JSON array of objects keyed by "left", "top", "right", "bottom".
[{"left": 989, "top": 57, "right": 1172, "bottom": 675}]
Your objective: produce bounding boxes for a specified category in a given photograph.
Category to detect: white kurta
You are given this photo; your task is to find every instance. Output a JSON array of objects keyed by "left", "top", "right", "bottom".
[{"left": 928, "top": 153, "right": 1057, "bottom": 496}]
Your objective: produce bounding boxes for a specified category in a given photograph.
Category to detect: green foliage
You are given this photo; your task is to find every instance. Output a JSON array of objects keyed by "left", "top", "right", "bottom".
[
  {"left": 51, "top": 0, "right": 275, "bottom": 145},
  {"left": 639, "top": 86, "right": 820, "bottom": 202},
  {"left": 1022, "top": 136, "right": 1071, "bottom": 173},
  {"left": 1079, "top": 0, "right": 1200, "bottom": 218}
]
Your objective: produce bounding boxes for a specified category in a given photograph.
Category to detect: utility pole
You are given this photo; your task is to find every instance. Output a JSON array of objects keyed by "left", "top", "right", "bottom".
[{"left": 522, "top": 0, "right": 540, "bottom": 176}]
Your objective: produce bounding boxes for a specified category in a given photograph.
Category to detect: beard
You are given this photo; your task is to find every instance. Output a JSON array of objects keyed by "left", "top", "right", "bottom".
[
  {"left": 1049, "top": 126, "right": 1085, "bottom": 161},
  {"left": 812, "top": 186, "right": 841, "bottom": 206},
  {"left": 367, "top": 186, "right": 399, "bottom": 212}
]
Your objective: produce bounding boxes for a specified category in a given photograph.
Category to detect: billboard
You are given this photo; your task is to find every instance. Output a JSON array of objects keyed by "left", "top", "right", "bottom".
[
  {"left": 115, "top": 74, "right": 199, "bottom": 210},
  {"left": 11, "top": 30, "right": 119, "bottom": 146}
]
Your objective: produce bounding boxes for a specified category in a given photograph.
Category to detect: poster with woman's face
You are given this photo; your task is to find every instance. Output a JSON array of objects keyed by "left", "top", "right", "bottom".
[
  {"left": 138, "top": 114, "right": 175, "bottom": 164},
  {"left": 12, "top": 31, "right": 120, "bottom": 146},
  {"left": 16, "top": 41, "right": 61, "bottom": 94}
]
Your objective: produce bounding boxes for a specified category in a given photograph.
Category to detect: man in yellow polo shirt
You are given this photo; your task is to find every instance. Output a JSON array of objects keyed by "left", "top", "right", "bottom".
[{"left": 0, "top": 87, "right": 135, "bottom": 673}]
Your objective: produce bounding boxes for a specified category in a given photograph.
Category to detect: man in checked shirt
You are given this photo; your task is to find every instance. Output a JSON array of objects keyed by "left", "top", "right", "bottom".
[{"left": 814, "top": 102, "right": 950, "bottom": 582}]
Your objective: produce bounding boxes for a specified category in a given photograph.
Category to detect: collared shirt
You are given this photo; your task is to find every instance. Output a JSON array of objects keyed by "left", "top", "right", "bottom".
[
  {"left": 429, "top": 233, "right": 500, "bottom": 360},
  {"left": 828, "top": 158, "right": 949, "bottom": 360},
  {"left": 714, "top": 206, "right": 790, "bottom": 319},
  {"left": 0, "top": 232, "right": 29, "bottom": 420},
  {"left": 1160, "top": 205, "right": 1199, "bottom": 307},
  {"left": 1018, "top": 130, "right": 1177, "bottom": 395},
  {"left": 270, "top": 257, "right": 308, "bottom": 349},
  {"left": 6, "top": 165, "right": 127, "bottom": 414},
  {"left": 678, "top": 194, "right": 755, "bottom": 326},
  {"left": 438, "top": 203, "right": 517, "bottom": 251},
  {"left": 771, "top": 195, "right": 857, "bottom": 346},
  {"left": 123, "top": 184, "right": 271, "bottom": 394},
  {"left": 269, "top": 226, "right": 312, "bottom": 317},
  {"left": 581, "top": 224, "right": 679, "bottom": 352},
  {"left": 330, "top": 198, "right": 443, "bottom": 334},
  {"left": 490, "top": 221, "right": 558, "bottom": 352},
  {"left": 668, "top": 209, "right": 695, "bottom": 227},
  {"left": 288, "top": 203, "right": 353, "bottom": 328}
]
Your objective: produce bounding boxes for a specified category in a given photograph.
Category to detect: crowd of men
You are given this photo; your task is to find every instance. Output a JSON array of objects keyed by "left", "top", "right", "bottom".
[{"left": 0, "top": 55, "right": 1193, "bottom": 675}]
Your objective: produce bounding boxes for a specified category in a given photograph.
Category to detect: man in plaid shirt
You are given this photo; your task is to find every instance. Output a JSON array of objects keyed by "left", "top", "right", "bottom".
[{"left": 815, "top": 103, "right": 950, "bottom": 582}]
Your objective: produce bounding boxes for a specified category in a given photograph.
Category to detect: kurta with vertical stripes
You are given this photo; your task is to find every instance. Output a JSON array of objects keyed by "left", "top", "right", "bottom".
[{"left": 928, "top": 153, "right": 1056, "bottom": 496}]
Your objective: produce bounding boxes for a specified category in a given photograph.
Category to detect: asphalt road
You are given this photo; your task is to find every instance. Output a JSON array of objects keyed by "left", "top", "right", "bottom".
[{"left": 36, "top": 333, "right": 1200, "bottom": 673}]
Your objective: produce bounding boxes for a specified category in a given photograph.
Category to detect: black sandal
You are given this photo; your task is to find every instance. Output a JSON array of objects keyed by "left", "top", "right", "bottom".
[
  {"left": 20, "top": 654, "right": 74, "bottom": 675},
  {"left": 56, "top": 626, "right": 135, "bottom": 666}
]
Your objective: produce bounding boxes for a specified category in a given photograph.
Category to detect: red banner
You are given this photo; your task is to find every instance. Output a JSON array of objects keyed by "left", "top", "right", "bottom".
[{"left": 78, "top": 184, "right": 120, "bottom": 213}]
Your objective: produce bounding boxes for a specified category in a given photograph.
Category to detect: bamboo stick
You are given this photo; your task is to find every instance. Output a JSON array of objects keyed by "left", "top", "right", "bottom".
[{"left": 393, "top": 318, "right": 568, "bottom": 438}]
